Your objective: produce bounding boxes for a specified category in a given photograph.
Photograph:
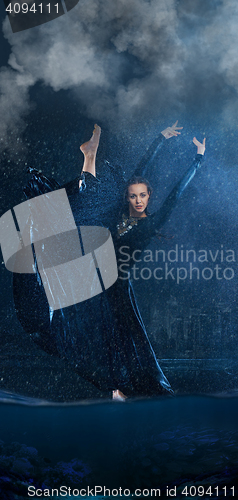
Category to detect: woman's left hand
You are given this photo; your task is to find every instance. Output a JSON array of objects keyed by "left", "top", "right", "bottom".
[
  {"left": 193, "top": 137, "right": 206, "bottom": 155},
  {"left": 161, "top": 120, "right": 183, "bottom": 139}
]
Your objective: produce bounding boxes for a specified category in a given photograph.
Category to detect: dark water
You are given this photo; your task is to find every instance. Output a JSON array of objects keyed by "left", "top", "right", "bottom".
[{"left": 0, "top": 393, "right": 238, "bottom": 499}]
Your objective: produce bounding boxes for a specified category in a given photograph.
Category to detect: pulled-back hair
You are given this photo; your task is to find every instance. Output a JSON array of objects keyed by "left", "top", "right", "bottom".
[{"left": 123, "top": 176, "right": 153, "bottom": 216}]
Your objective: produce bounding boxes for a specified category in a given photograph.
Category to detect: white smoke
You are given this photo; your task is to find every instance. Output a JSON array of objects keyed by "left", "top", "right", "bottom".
[{"left": 1, "top": 0, "right": 238, "bottom": 155}]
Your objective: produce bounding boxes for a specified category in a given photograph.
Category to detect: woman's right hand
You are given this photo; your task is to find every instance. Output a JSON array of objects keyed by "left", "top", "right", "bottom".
[
  {"left": 161, "top": 120, "right": 183, "bottom": 139},
  {"left": 193, "top": 137, "right": 206, "bottom": 155}
]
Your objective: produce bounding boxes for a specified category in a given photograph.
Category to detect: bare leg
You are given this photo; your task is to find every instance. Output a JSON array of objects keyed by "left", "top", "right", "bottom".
[{"left": 79, "top": 124, "right": 101, "bottom": 188}]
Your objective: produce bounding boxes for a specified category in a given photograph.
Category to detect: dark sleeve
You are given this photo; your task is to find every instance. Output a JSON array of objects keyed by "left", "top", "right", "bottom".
[
  {"left": 148, "top": 154, "right": 204, "bottom": 232},
  {"left": 133, "top": 133, "right": 166, "bottom": 178},
  {"left": 23, "top": 168, "right": 61, "bottom": 199},
  {"left": 117, "top": 154, "right": 204, "bottom": 254}
]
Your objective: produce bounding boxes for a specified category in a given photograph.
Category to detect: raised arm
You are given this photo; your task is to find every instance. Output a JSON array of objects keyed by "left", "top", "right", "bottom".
[
  {"left": 117, "top": 137, "right": 205, "bottom": 254},
  {"left": 133, "top": 121, "right": 183, "bottom": 178},
  {"left": 148, "top": 137, "right": 205, "bottom": 232}
]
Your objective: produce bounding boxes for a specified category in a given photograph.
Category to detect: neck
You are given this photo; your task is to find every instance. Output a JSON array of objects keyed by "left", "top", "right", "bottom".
[{"left": 129, "top": 210, "right": 147, "bottom": 218}]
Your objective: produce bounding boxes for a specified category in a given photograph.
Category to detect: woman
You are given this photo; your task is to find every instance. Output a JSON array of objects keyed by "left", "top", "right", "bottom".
[
  {"left": 77, "top": 127, "right": 205, "bottom": 400},
  {"left": 13, "top": 123, "right": 205, "bottom": 399}
]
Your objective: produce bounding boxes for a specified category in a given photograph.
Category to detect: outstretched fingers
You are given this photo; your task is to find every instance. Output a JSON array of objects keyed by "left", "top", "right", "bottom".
[
  {"left": 172, "top": 120, "right": 183, "bottom": 132},
  {"left": 162, "top": 120, "right": 183, "bottom": 139},
  {"left": 193, "top": 137, "right": 199, "bottom": 146},
  {"left": 169, "top": 120, "right": 183, "bottom": 137},
  {"left": 193, "top": 136, "right": 206, "bottom": 155},
  {"left": 193, "top": 137, "right": 206, "bottom": 146}
]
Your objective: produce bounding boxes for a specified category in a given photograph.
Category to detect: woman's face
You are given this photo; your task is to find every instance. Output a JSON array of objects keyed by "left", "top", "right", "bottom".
[{"left": 127, "top": 183, "right": 150, "bottom": 217}]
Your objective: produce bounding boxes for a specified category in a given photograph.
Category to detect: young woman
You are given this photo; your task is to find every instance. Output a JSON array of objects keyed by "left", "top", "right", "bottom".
[
  {"left": 77, "top": 127, "right": 205, "bottom": 400},
  {"left": 13, "top": 123, "right": 205, "bottom": 400}
]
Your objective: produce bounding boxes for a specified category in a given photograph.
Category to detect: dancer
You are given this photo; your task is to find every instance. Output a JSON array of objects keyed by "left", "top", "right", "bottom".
[
  {"left": 13, "top": 123, "right": 205, "bottom": 399},
  {"left": 77, "top": 127, "right": 205, "bottom": 399}
]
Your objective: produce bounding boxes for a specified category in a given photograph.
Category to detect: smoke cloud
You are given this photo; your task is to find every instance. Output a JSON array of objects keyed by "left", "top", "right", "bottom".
[{"left": 1, "top": 0, "right": 238, "bottom": 153}]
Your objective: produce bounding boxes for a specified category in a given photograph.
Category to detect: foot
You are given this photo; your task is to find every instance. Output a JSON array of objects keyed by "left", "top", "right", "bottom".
[
  {"left": 80, "top": 124, "right": 101, "bottom": 158},
  {"left": 112, "top": 390, "right": 127, "bottom": 401}
]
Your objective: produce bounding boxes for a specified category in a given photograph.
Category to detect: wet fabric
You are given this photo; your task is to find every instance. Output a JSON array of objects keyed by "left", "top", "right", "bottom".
[{"left": 13, "top": 136, "right": 203, "bottom": 396}]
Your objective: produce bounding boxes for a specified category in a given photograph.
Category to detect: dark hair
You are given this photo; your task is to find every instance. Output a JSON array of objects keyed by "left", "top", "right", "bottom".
[{"left": 123, "top": 176, "right": 153, "bottom": 216}]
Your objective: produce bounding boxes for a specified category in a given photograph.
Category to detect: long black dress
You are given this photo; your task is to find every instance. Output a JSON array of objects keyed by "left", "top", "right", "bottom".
[{"left": 13, "top": 136, "right": 204, "bottom": 396}]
